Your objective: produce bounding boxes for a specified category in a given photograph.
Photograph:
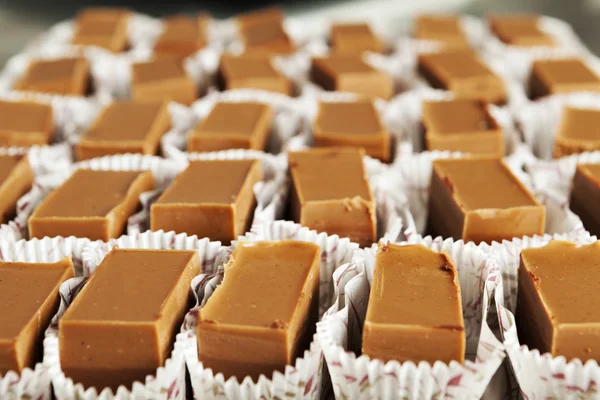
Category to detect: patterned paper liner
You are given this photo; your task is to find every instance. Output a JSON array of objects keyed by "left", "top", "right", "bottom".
[
  {"left": 316, "top": 236, "right": 505, "bottom": 399},
  {"left": 0, "top": 235, "right": 93, "bottom": 400},
  {"left": 490, "top": 232, "right": 600, "bottom": 399}
]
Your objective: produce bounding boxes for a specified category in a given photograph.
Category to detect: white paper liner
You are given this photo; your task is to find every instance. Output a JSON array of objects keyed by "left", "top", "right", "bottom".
[
  {"left": 182, "top": 220, "right": 359, "bottom": 399},
  {"left": 490, "top": 232, "right": 600, "bottom": 399},
  {"left": 316, "top": 236, "right": 505, "bottom": 399}
]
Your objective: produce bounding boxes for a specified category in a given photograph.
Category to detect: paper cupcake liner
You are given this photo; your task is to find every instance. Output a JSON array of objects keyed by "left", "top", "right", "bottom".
[{"left": 316, "top": 236, "right": 505, "bottom": 400}]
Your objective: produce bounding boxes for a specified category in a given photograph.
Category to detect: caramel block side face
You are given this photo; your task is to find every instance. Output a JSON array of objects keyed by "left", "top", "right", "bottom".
[
  {"left": 422, "top": 100, "right": 504, "bottom": 157},
  {"left": 569, "top": 164, "right": 600, "bottom": 236},
  {"left": 0, "top": 258, "right": 74, "bottom": 374},
  {"left": 188, "top": 102, "right": 273, "bottom": 152},
  {"left": 289, "top": 148, "right": 376, "bottom": 247},
  {"left": 218, "top": 55, "right": 293, "bottom": 95},
  {"left": 529, "top": 59, "right": 600, "bottom": 99},
  {"left": 310, "top": 55, "right": 394, "bottom": 100},
  {"left": 0, "top": 155, "right": 33, "bottom": 224},
  {"left": 197, "top": 240, "right": 320, "bottom": 380},
  {"left": 131, "top": 59, "right": 198, "bottom": 105},
  {"left": 154, "top": 15, "right": 207, "bottom": 59},
  {"left": 517, "top": 241, "right": 600, "bottom": 361},
  {"left": 0, "top": 100, "right": 54, "bottom": 147},
  {"left": 76, "top": 101, "right": 171, "bottom": 160},
  {"left": 488, "top": 15, "right": 555, "bottom": 47},
  {"left": 29, "top": 169, "right": 155, "bottom": 241},
  {"left": 60, "top": 248, "right": 199, "bottom": 390},
  {"left": 240, "top": 19, "right": 295, "bottom": 55},
  {"left": 13, "top": 58, "right": 90, "bottom": 96},
  {"left": 363, "top": 243, "right": 465, "bottom": 364},
  {"left": 151, "top": 159, "right": 261, "bottom": 243},
  {"left": 428, "top": 158, "right": 545, "bottom": 243},
  {"left": 418, "top": 52, "right": 507, "bottom": 104},
  {"left": 72, "top": 17, "right": 129, "bottom": 53},
  {"left": 330, "top": 23, "right": 385, "bottom": 55},
  {"left": 554, "top": 107, "right": 600, "bottom": 158},
  {"left": 414, "top": 15, "right": 469, "bottom": 49},
  {"left": 313, "top": 101, "right": 391, "bottom": 161}
]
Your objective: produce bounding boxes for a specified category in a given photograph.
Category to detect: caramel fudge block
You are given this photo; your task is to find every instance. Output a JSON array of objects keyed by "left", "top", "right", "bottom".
[
  {"left": 428, "top": 158, "right": 545, "bottom": 244},
  {"left": 363, "top": 243, "right": 465, "bottom": 364},
  {"left": 151, "top": 159, "right": 261, "bottom": 243},
  {"left": 131, "top": 59, "right": 198, "bottom": 105},
  {"left": 218, "top": 54, "right": 293, "bottom": 95},
  {"left": 289, "top": 148, "right": 376, "bottom": 247},
  {"left": 240, "top": 18, "right": 295, "bottom": 55},
  {"left": 13, "top": 58, "right": 90, "bottom": 96},
  {"left": 0, "top": 100, "right": 54, "bottom": 147},
  {"left": 569, "top": 164, "right": 600, "bottom": 236},
  {"left": 198, "top": 240, "right": 320, "bottom": 380},
  {"left": 60, "top": 248, "right": 199, "bottom": 390},
  {"left": 311, "top": 55, "right": 394, "bottom": 100},
  {"left": 0, "top": 258, "right": 73, "bottom": 374},
  {"left": 72, "top": 13, "right": 129, "bottom": 52},
  {"left": 313, "top": 101, "right": 391, "bottom": 161},
  {"left": 418, "top": 52, "right": 507, "bottom": 105},
  {"left": 154, "top": 15, "right": 208, "bottom": 59},
  {"left": 0, "top": 155, "right": 33, "bottom": 224},
  {"left": 330, "top": 23, "right": 385, "bottom": 54},
  {"left": 529, "top": 59, "right": 600, "bottom": 100},
  {"left": 517, "top": 241, "right": 600, "bottom": 361},
  {"left": 76, "top": 101, "right": 171, "bottom": 160},
  {"left": 76, "top": 7, "right": 131, "bottom": 24},
  {"left": 29, "top": 169, "right": 155, "bottom": 241},
  {"left": 236, "top": 6, "right": 285, "bottom": 29},
  {"left": 488, "top": 15, "right": 555, "bottom": 47},
  {"left": 554, "top": 107, "right": 600, "bottom": 157},
  {"left": 414, "top": 15, "right": 469, "bottom": 49},
  {"left": 187, "top": 102, "right": 273, "bottom": 152},
  {"left": 422, "top": 99, "right": 504, "bottom": 157}
]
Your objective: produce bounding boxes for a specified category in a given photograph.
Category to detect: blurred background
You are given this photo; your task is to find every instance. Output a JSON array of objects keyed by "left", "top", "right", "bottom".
[{"left": 0, "top": 0, "right": 597, "bottom": 64}]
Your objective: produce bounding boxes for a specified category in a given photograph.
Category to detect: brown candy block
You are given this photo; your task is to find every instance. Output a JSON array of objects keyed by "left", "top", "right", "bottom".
[
  {"left": 529, "top": 59, "right": 600, "bottom": 100},
  {"left": 419, "top": 52, "right": 507, "bottom": 104},
  {"left": 197, "top": 240, "right": 320, "bottom": 380},
  {"left": 60, "top": 248, "right": 199, "bottom": 390},
  {"left": 313, "top": 100, "right": 391, "bottom": 161},
  {"left": 72, "top": 14, "right": 129, "bottom": 52},
  {"left": 76, "top": 7, "right": 131, "bottom": 24},
  {"left": 517, "top": 241, "right": 600, "bottom": 361},
  {"left": 414, "top": 15, "right": 469, "bottom": 49},
  {"left": 569, "top": 163, "right": 600, "bottom": 236},
  {"left": 0, "top": 100, "right": 53, "bottom": 147},
  {"left": 330, "top": 23, "right": 385, "bottom": 54},
  {"left": 236, "top": 6, "right": 285, "bottom": 29},
  {"left": 422, "top": 99, "right": 504, "bottom": 157},
  {"left": 76, "top": 101, "right": 171, "bottom": 160},
  {"left": 29, "top": 169, "right": 155, "bottom": 241},
  {"left": 151, "top": 159, "right": 261, "bottom": 243},
  {"left": 187, "top": 102, "right": 272, "bottom": 152},
  {"left": 240, "top": 18, "right": 295, "bottom": 55},
  {"left": 131, "top": 59, "right": 198, "bottom": 105},
  {"left": 488, "top": 14, "right": 555, "bottom": 47},
  {"left": 428, "top": 158, "right": 545, "bottom": 244},
  {"left": 0, "top": 155, "right": 33, "bottom": 224},
  {"left": 13, "top": 58, "right": 90, "bottom": 96},
  {"left": 363, "top": 243, "right": 465, "bottom": 364},
  {"left": 289, "top": 148, "right": 376, "bottom": 247},
  {"left": 0, "top": 258, "right": 74, "bottom": 374},
  {"left": 154, "top": 15, "right": 208, "bottom": 59},
  {"left": 218, "top": 54, "right": 293, "bottom": 95},
  {"left": 554, "top": 107, "right": 600, "bottom": 157},
  {"left": 311, "top": 55, "right": 394, "bottom": 100}
]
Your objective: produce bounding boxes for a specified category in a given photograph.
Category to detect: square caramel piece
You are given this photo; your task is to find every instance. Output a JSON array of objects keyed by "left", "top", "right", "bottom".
[
  {"left": 428, "top": 158, "right": 545, "bottom": 244},
  {"left": 313, "top": 100, "right": 391, "bottom": 162},
  {"left": 71, "top": 12, "right": 129, "bottom": 52},
  {"left": 418, "top": 52, "right": 507, "bottom": 104},
  {"left": 131, "top": 59, "right": 198, "bottom": 105},
  {"left": 363, "top": 243, "right": 465, "bottom": 364},
  {"left": 414, "top": 15, "right": 469, "bottom": 49},
  {"left": 218, "top": 54, "right": 293, "bottom": 95},
  {"left": 151, "top": 159, "right": 261, "bottom": 243},
  {"left": 529, "top": 59, "right": 600, "bottom": 100},
  {"left": 289, "top": 148, "right": 376, "bottom": 247},
  {"left": 76, "top": 101, "right": 171, "bottom": 160},
  {"left": 236, "top": 6, "right": 284, "bottom": 30},
  {"left": 311, "top": 55, "right": 394, "bottom": 100},
  {"left": 198, "top": 240, "right": 320, "bottom": 380},
  {"left": 29, "top": 169, "right": 155, "bottom": 241},
  {"left": 488, "top": 14, "right": 555, "bottom": 47},
  {"left": 0, "top": 154, "right": 34, "bottom": 224},
  {"left": 421, "top": 99, "right": 504, "bottom": 157},
  {"left": 554, "top": 107, "right": 600, "bottom": 157},
  {"left": 0, "top": 258, "right": 73, "bottom": 374},
  {"left": 76, "top": 7, "right": 131, "bottom": 24},
  {"left": 0, "top": 100, "right": 54, "bottom": 147},
  {"left": 187, "top": 102, "right": 273, "bottom": 152},
  {"left": 239, "top": 18, "right": 295, "bottom": 55},
  {"left": 330, "top": 23, "right": 385, "bottom": 55},
  {"left": 517, "top": 241, "right": 600, "bottom": 362},
  {"left": 60, "top": 248, "right": 199, "bottom": 390},
  {"left": 13, "top": 57, "right": 90, "bottom": 96},
  {"left": 154, "top": 15, "right": 208, "bottom": 59},
  {"left": 569, "top": 163, "right": 600, "bottom": 236}
]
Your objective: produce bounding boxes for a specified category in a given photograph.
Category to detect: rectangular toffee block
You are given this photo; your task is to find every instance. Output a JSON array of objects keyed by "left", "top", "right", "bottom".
[
  {"left": 569, "top": 163, "right": 600, "bottom": 236},
  {"left": 363, "top": 242, "right": 465, "bottom": 364},
  {"left": 529, "top": 59, "right": 600, "bottom": 99},
  {"left": 13, "top": 57, "right": 91, "bottom": 96},
  {"left": 0, "top": 100, "right": 54, "bottom": 147},
  {"left": 488, "top": 14, "right": 555, "bottom": 47},
  {"left": 218, "top": 54, "right": 293, "bottom": 95},
  {"left": 414, "top": 15, "right": 469, "bottom": 49},
  {"left": 330, "top": 23, "right": 385, "bottom": 55},
  {"left": 59, "top": 248, "right": 199, "bottom": 390},
  {"left": 239, "top": 18, "right": 295, "bottom": 55},
  {"left": 154, "top": 15, "right": 208, "bottom": 59},
  {"left": 554, "top": 107, "right": 600, "bottom": 157},
  {"left": 197, "top": 240, "right": 320, "bottom": 380},
  {"left": 131, "top": 59, "right": 198, "bottom": 105},
  {"left": 72, "top": 13, "right": 129, "bottom": 52},
  {"left": 0, "top": 154, "right": 34, "bottom": 223}
]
